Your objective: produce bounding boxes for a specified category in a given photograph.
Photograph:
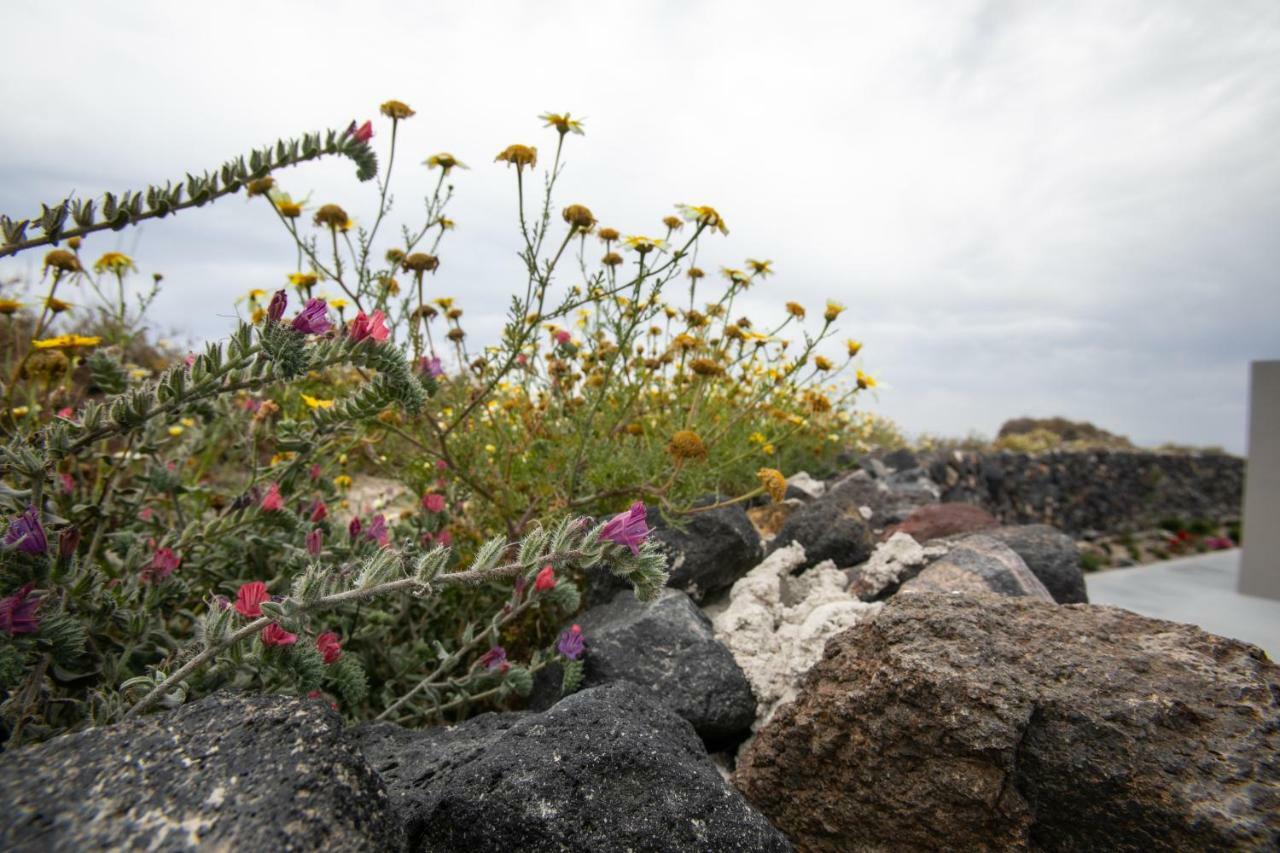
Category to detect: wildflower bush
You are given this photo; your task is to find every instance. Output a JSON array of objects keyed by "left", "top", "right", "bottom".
[{"left": 0, "top": 102, "right": 879, "bottom": 746}]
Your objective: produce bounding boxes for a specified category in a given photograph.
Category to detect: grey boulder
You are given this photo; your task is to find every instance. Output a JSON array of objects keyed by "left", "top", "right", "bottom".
[
  {"left": 984, "top": 523, "right": 1088, "bottom": 603},
  {"left": 649, "top": 503, "right": 764, "bottom": 603},
  {"left": 898, "top": 533, "right": 1054, "bottom": 601}
]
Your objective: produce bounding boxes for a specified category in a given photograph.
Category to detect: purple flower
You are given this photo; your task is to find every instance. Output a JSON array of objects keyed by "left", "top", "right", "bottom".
[
  {"left": 418, "top": 355, "right": 445, "bottom": 379},
  {"left": 348, "top": 517, "right": 363, "bottom": 539},
  {"left": 479, "top": 646, "right": 509, "bottom": 671},
  {"left": 0, "top": 583, "right": 41, "bottom": 635},
  {"left": 267, "top": 289, "right": 288, "bottom": 322},
  {"left": 366, "top": 514, "right": 389, "bottom": 547},
  {"left": 290, "top": 298, "right": 332, "bottom": 335},
  {"left": 5, "top": 506, "right": 47, "bottom": 555},
  {"left": 557, "top": 624, "right": 585, "bottom": 660},
  {"left": 306, "top": 527, "right": 324, "bottom": 556},
  {"left": 600, "top": 501, "right": 649, "bottom": 556}
]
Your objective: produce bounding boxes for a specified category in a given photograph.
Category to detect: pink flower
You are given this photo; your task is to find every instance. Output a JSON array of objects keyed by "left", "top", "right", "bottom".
[
  {"left": 553, "top": 329, "right": 571, "bottom": 345},
  {"left": 534, "top": 565, "right": 556, "bottom": 593},
  {"left": 437, "top": 529, "right": 453, "bottom": 547},
  {"left": 143, "top": 546, "right": 181, "bottom": 583},
  {"left": 267, "top": 289, "right": 288, "bottom": 322},
  {"left": 184, "top": 352, "right": 197, "bottom": 368},
  {"left": 309, "top": 500, "right": 328, "bottom": 522},
  {"left": 261, "top": 623, "right": 297, "bottom": 646},
  {"left": 138, "top": 506, "right": 154, "bottom": 522},
  {"left": 260, "top": 483, "right": 284, "bottom": 512},
  {"left": 352, "top": 120, "right": 374, "bottom": 143},
  {"left": 308, "top": 464, "right": 323, "bottom": 481},
  {"left": 59, "top": 473, "right": 75, "bottom": 494},
  {"left": 348, "top": 310, "right": 390, "bottom": 343},
  {"left": 479, "top": 646, "right": 509, "bottom": 672},
  {"left": 435, "top": 459, "right": 448, "bottom": 471},
  {"left": 420, "top": 531, "right": 435, "bottom": 547},
  {"left": 348, "top": 517, "right": 363, "bottom": 539},
  {"left": 515, "top": 353, "right": 528, "bottom": 366},
  {"left": 316, "top": 631, "right": 343, "bottom": 664},
  {"left": 235, "top": 581, "right": 269, "bottom": 618},
  {"left": 0, "top": 583, "right": 41, "bottom": 635},
  {"left": 422, "top": 493, "right": 446, "bottom": 513},
  {"left": 367, "top": 514, "right": 390, "bottom": 547},
  {"left": 306, "top": 528, "right": 324, "bottom": 556},
  {"left": 56, "top": 406, "right": 75, "bottom": 420},
  {"left": 290, "top": 298, "right": 332, "bottom": 335},
  {"left": 600, "top": 501, "right": 650, "bottom": 556}
]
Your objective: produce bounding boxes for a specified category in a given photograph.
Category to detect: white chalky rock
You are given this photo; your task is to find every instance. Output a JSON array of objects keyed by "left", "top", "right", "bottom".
[
  {"left": 708, "top": 543, "right": 881, "bottom": 732},
  {"left": 784, "top": 471, "right": 826, "bottom": 499},
  {"left": 847, "top": 531, "right": 949, "bottom": 600}
]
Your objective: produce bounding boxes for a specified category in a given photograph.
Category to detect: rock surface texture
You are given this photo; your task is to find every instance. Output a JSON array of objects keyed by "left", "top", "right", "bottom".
[
  {"left": 845, "top": 531, "right": 948, "bottom": 601},
  {"left": 884, "top": 501, "right": 998, "bottom": 542},
  {"left": 356, "top": 681, "right": 791, "bottom": 852},
  {"left": 650, "top": 503, "right": 764, "bottom": 603},
  {"left": 984, "top": 523, "right": 1088, "bottom": 603},
  {"left": 707, "top": 543, "right": 880, "bottom": 728},
  {"left": 540, "top": 588, "right": 756, "bottom": 747},
  {"left": 0, "top": 693, "right": 399, "bottom": 852},
  {"left": 736, "top": 595, "right": 1280, "bottom": 852},
  {"left": 897, "top": 534, "right": 1054, "bottom": 601},
  {"left": 767, "top": 477, "right": 876, "bottom": 569}
]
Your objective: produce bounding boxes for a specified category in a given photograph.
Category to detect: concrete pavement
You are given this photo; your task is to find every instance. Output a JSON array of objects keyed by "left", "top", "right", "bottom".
[{"left": 1085, "top": 549, "right": 1279, "bottom": 659}]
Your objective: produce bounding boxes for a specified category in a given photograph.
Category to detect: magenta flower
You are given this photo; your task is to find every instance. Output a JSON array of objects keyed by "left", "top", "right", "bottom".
[
  {"left": 479, "top": 646, "right": 509, "bottom": 672},
  {"left": 534, "top": 565, "right": 556, "bottom": 592},
  {"left": 553, "top": 329, "right": 571, "bottom": 345},
  {"left": 600, "top": 501, "right": 650, "bottom": 556},
  {"left": 349, "top": 309, "right": 390, "bottom": 343},
  {"left": 308, "top": 464, "right": 322, "bottom": 481},
  {"left": 437, "top": 529, "right": 453, "bottom": 547},
  {"left": 309, "top": 500, "right": 328, "bottom": 522},
  {"left": 348, "top": 517, "right": 363, "bottom": 539},
  {"left": 5, "top": 506, "right": 47, "bottom": 555},
  {"left": 352, "top": 120, "right": 374, "bottom": 143},
  {"left": 557, "top": 624, "right": 585, "bottom": 660},
  {"left": 59, "top": 473, "right": 75, "bottom": 494},
  {"left": 316, "top": 631, "right": 343, "bottom": 664},
  {"left": 418, "top": 355, "right": 445, "bottom": 379},
  {"left": 0, "top": 583, "right": 41, "bottom": 635},
  {"left": 267, "top": 289, "right": 287, "bottom": 323},
  {"left": 367, "top": 514, "right": 390, "bottom": 547},
  {"left": 143, "top": 546, "right": 181, "bottom": 583},
  {"left": 290, "top": 298, "right": 332, "bottom": 335},
  {"left": 422, "top": 493, "right": 446, "bottom": 513},
  {"left": 260, "top": 482, "right": 285, "bottom": 512},
  {"left": 235, "top": 581, "right": 269, "bottom": 618},
  {"left": 306, "top": 528, "right": 324, "bottom": 556},
  {"left": 261, "top": 623, "right": 298, "bottom": 647}
]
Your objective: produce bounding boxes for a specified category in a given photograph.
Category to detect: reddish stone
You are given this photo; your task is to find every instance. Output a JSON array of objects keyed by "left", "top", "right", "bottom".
[{"left": 884, "top": 501, "right": 997, "bottom": 542}]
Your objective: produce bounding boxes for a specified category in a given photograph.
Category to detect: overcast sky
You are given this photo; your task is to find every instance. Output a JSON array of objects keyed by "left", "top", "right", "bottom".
[{"left": 3, "top": 1, "right": 1277, "bottom": 453}]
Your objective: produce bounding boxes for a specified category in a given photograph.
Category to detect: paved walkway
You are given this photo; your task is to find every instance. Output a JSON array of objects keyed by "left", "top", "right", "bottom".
[{"left": 1085, "top": 549, "right": 1280, "bottom": 659}]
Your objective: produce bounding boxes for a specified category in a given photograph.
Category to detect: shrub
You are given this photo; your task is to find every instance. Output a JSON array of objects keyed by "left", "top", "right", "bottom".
[{"left": 0, "top": 103, "right": 880, "bottom": 745}]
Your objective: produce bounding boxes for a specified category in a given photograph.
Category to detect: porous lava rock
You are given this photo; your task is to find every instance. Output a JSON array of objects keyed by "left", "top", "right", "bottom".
[
  {"left": 0, "top": 692, "right": 399, "bottom": 851},
  {"left": 767, "top": 479, "right": 876, "bottom": 570},
  {"left": 531, "top": 588, "right": 756, "bottom": 748},
  {"left": 650, "top": 503, "right": 764, "bottom": 603},
  {"left": 735, "top": 595, "right": 1280, "bottom": 852},
  {"left": 357, "top": 681, "right": 791, "bottom": 852}
]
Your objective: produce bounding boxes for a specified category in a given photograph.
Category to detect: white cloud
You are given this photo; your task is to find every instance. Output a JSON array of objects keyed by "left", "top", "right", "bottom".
[{"left": 3, "top": 0, "right": 1277, "bottom": 452}]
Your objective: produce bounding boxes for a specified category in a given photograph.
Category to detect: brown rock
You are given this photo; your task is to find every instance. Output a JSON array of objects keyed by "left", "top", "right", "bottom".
[
  {"left": 748, "top": 502, "right": 795, "bottom": 538},
  {"left": 735, "top": 595, "right": 1280, "bottom": 852},
  {"left": 884, "top": 501, "right": 997, "bottom": 542}
]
